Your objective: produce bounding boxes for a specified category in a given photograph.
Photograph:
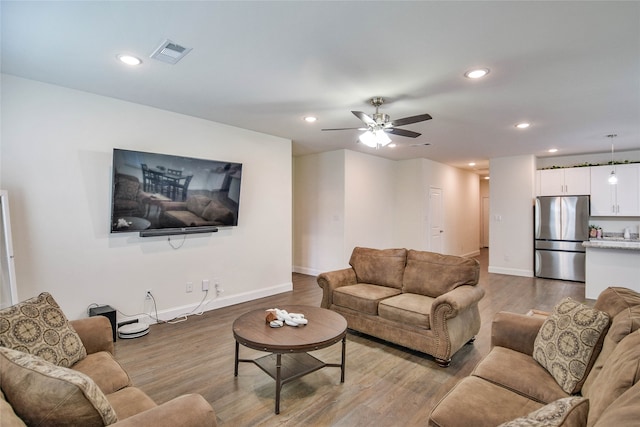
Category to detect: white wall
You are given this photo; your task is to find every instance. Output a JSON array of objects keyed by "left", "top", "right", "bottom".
[
  {"left": 292, "top": 149, "right": 481, "bottom": 274},
  {"left": 1, "top": 75, "right": 292, "bottom": 321},
  {"left": 343, "top": 150, "right": 397, "bottom": 255},
  {"left": 292, "top": 151, "right": 345, "bottom": 275},
  {"left": 489, "top": 155, "right": 536, "bottom": 276}
]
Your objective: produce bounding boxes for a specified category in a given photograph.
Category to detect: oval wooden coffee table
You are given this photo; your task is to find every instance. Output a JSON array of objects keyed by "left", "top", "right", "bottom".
[{"left": 233, "top": 305, "right": 347, "bottom": 414}]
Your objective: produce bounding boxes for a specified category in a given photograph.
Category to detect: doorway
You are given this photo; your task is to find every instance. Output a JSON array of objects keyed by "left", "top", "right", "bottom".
[
  {"left": 429, "top": 186, "right": 443, "bottom": 253},
  {"left": 481, "top": 196, "right": 490, "bottom": 248}
]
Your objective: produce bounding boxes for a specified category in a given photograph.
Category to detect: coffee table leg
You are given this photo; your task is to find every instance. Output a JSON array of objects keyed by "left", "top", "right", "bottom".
[
  {"left": 234, "top": 341, "right": 239, "bottom": 377},
  {"left": 340, "top": 336, "right": 346, "bottom": 383},
  {"left": 275, "top": 353, "right": 282, "bottom": 414}
]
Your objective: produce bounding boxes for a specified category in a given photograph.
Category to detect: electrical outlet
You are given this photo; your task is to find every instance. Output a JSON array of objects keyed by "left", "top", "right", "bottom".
[
  {"left": 186, "top": 282, "right": 193, "bottom": 293},
  {"left": 215, "top": 282, "right": 224, "bottom": 297},
  {"left": 202, "top": 279, "right": 210, "bottom": 292},
  {"left": 145, "top": 289, "right": 152, "bottom": 299}
]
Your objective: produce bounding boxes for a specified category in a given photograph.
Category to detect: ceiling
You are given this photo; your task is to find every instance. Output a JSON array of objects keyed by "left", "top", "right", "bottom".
[{"left": 2, "top": 1, "right": 639, "bottom": 176}]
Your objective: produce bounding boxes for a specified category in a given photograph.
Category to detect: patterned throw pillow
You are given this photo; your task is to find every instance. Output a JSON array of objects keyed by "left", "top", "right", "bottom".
[
  {"left": 0, "top": 292, "right": 87, "bottom": 367},
  {"left": 498, "top": 396, "right": 589, "bottom": 427},
  {"left": 0, "top": 347, "right": 118, "bottom": 426},
  {"left": 533, "top": 298, "right": 610, "bottom": 394}
]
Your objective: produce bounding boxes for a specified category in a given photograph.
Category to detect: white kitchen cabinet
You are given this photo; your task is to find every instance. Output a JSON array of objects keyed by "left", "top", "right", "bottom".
[
  {"left": 590, "top": 164, "right": 640, "bottom": 216},
  {"left": 537, "top": 168, "right": 590, "bottom": 196}
]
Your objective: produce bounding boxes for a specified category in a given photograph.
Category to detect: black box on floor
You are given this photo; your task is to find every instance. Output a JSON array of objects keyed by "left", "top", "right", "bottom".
[{"left": 89, "top": 305, "right": 117, "bottom": 342}]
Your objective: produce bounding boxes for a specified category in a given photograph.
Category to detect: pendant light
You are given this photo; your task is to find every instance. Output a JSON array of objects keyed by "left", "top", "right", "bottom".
[{"left": 607, "top": 134, "right": 618, "bottom": 185}]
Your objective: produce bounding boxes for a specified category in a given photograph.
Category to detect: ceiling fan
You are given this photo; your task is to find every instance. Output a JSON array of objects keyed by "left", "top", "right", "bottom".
[{"left": 322, "top": 97, "right": 432, "bottom": 149}]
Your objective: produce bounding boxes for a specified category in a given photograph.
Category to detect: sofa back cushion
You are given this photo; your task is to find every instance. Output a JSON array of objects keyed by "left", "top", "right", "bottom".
[
  {"left": 0, "top": 347, "right": 118, "bottom": 426},
  {"left": 0, "top": 292, "right": 87, "bottom": 367},
  {"left": 593, "top": 286, "right": 640, "bottom": 319},
  {"left": 202, "top": 200, "right": 234, "bottom": 225},
  {"left": 186, "top": 195, "right": 212, "bottom": 217},
  {"left": 349, "top": 247, "right": 407, "bottom": 289},
  {"left": 402, "top": 250, "right": 480, "bottom": 297},
  {"left": 582, "top": 330, "right": 640, "bottom": 427},
  {"left": 582, "top": 304, "right": 640, "bottom": 396}
]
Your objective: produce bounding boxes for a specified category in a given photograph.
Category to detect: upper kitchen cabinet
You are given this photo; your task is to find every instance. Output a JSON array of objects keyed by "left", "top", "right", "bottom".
[
  {"left": 537, "top": 168, "right": 591, "bottom": 196},
  {"left": 590, "top": 164, "right": 640, "bottom": 216}
]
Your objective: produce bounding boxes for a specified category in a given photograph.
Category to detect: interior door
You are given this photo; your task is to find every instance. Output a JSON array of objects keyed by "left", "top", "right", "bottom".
[
  {"left": 482, "top": 196, "right": 490, "bottom": 248},
  {"left": 429, "top": 187, "right": 443, "bottom": 253}
]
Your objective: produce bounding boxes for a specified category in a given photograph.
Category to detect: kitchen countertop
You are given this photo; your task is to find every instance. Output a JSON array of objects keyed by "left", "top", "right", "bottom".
[{"left": 582, "top": 238, "right": 640, "bottom": 251}]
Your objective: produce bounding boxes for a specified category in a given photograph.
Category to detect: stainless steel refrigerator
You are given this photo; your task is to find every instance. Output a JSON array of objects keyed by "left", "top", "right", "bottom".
[{"left": 534, "top": 196, "right": 589, "bottom": 282}]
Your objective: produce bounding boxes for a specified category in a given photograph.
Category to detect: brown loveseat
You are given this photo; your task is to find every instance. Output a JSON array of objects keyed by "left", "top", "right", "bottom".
[
  {"left": 429, "top": 287, "right": 640, "bottom": 427},
  {"left": 317, "top": 247, "right": 483, "bottom": 367},
  {"left": 0, "top": 293, "right": 217, "bottom": 426},
  {"left": 160, "top": 195, "right": 235, "bottom": 228}
]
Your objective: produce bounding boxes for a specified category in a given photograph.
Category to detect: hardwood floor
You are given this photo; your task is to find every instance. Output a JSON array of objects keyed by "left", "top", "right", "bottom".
[{"left": 114, "top": 249, "right": 585, "bottom": 426}]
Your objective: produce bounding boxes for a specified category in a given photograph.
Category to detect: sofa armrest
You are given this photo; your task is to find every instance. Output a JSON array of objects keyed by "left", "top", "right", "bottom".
[
  {"left": 111, "top": 394, "right": 216, "bottom": 427},
  {"left": 431, "top": 285, "right": 485, "bottom": 321},
  {"left": 491, "top": 311, "right": 546, "bottom": 356},
  {"left": 317, "top": 268, "right": 357, "bottom": 308},
  {"left": 69, "top": 316, "right": 114, "bottom": 355}
]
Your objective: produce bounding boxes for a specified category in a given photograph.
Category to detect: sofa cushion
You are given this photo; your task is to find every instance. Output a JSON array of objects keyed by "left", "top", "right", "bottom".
[
  {"left": 349, "top": 247, "right": 407, "bottom": 289},
  {"left": 0, "top": 389, "right": 27, "bottom": 427},
  {"left": 332, "top": 284, "right": 402, "bottom": 315},
  {"left": 429, "top": 375, "right": 544, "bottom": 427},
  {"left": 202, "top": 200, "right": 234, "bottom": 224},
  {"left": 497, "top": 396, "right": 588, "bottom": 427},
  {"left": 186, "top": 195, "right": 212, "bottom": 217},
  {"left": 593, "top": 286, "right": 640, "bottom": 319},
  {"left": 592, "top": 380, "right": 640, "bottom": 427},
  {"left": 402, "top": 250, "right": 480, "bottom": 298},
  {"left": 378, "top": 293, "right": 434, "bottom": 329},
  {"left": 72, "top": 351, "right": 133, "bottom": 395},
  {"left": 473, "top": 346, "right": 569, "bottom": 404},
  {"left": 582, "top": 304, "right": 640, "bottom": 396},
  {"left": 106, "top": 386, "right": 157, "bottom": 420},
  {"left": 0, "top": 292, "right": 87, "bottom": 367},
  {"left": 582, "top": 330, "right": 640, "bottom": 426},
  {"left": 0, "top": 347, "right": 118, "bottom": 426},
  {"left": 533, "top": 297, "right": 609, "bottom": 394}
]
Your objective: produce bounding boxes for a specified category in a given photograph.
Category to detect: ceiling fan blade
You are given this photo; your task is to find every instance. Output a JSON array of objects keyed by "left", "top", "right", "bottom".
[
  {"left": 385, "top": 128, "right": 421, "bottom": 138},
  {"left": 352, "top": 111, "right": 376, "bottom": 126},
  {"left": 321, "top": 127, "right": 366, "bottom": 131},
  {"left": 391, "top": 113, "right": 432, "bottom": 127}
]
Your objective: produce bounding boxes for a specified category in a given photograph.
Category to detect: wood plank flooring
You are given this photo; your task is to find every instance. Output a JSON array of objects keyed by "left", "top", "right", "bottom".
[{"left": 114, "top": 249, "right": 585, "bottom": 426}]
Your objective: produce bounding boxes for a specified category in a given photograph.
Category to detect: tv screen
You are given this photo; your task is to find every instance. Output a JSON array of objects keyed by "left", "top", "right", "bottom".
[{"left": 110, "top": 149, "right": 242, "bottom": 234}]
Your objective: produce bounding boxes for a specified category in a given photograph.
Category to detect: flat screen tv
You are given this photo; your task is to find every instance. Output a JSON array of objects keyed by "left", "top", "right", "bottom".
[{"left": 110, "top": 149, "right": 242, "bottom": 235}]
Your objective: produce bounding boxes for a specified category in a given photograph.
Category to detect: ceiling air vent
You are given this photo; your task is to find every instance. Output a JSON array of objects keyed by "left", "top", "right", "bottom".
[{"left": 150, "top": 39, "right": 192, "bottom": 64}]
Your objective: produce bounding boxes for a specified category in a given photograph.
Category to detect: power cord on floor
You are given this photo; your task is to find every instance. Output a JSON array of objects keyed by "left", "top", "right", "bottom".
[{"left": 116, "top": 290, "right": 210, "bottom": 325}]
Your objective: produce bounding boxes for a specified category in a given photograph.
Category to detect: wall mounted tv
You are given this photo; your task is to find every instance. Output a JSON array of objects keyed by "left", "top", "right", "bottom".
[{"left": 110, "top": 149, "right": 242, "bottom": 236}]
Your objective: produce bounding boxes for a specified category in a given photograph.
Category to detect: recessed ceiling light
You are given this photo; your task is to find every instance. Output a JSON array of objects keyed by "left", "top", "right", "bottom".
[
  {"left": 464, "top": 68, "right": 489, "bottom": 79},
  {"left": 388, "top": 143, "right": 397, "bottom": 148},
  {"left": 484, "top": 176, "right": 490, "bottom": 180},
  {"left": 548, "top": 148, "right": 558, "bottom": 153},
  {"left": 515, "top": 122, "right": 530, "bottom": 129},
  {"left": 117, "top": 54, "right": 142, "bottom": 66},
  {"left": 468, "top": 162, "right": 476, "bottom": 167},
  {"left": 303, "top": 116, "right": 317, "bottom": 123}
]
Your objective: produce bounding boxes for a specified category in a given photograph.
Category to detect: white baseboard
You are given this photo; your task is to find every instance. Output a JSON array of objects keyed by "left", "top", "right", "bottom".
[
  {"left": 292, "top": 265, "right": 321, "bottom": 276},
  {"left": 488, "top": 266, "right": 534, "bottom": 277},
  {"left": 463, "top": 249, "right": 481, "bottom": 258},
  {"left": 119, "top": 282, "right": 293, "bottom": 326}
]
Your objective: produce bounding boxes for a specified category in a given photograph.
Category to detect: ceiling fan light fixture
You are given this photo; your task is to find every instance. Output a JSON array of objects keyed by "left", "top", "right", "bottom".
[
  {"left": 464, "top": 68, "right": 489, "bottom": 79},
  {"left": 359, "top": 129, "right": 391, "bottom": 148}
]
